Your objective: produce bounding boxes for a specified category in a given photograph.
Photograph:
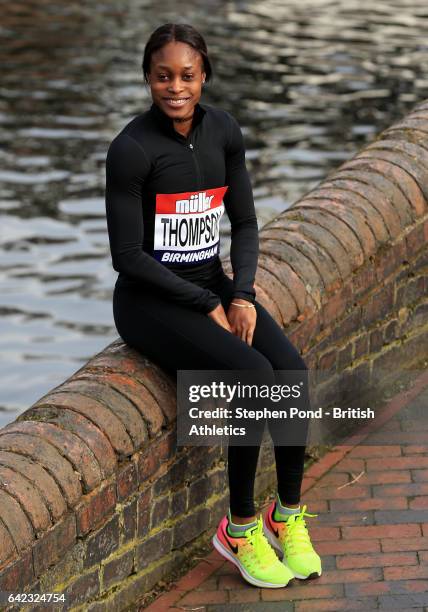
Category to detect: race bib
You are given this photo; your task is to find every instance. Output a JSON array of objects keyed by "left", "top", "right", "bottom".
[{"left": 154, "top": 186, "right": 228, "bottom": 265}]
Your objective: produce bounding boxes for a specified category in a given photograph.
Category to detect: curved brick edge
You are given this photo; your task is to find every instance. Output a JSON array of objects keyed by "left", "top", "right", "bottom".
[{"left": 1, "top": 100, "right": 428, "bottom": 610}]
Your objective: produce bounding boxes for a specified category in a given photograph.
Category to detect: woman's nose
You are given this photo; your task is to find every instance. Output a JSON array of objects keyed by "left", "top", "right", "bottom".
[{"left": 168, "top": 77, "right": 183, "bottom": 93}]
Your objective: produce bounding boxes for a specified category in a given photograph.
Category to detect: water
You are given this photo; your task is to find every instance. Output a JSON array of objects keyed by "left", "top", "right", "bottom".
[{"left": 1, "top": 0, "right": 427, "bottom": 424}]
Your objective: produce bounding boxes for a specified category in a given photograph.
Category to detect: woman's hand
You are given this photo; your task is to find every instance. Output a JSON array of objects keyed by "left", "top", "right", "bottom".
[
  {"left": 207, "top": 303, "right": 232, "bottom": 333},
  {"left": 227, "top": 299, "right": 257, "bottom": 345}
]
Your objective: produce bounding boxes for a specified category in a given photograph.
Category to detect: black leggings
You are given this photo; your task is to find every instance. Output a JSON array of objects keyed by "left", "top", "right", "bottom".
[{"left": 113, "top": 269, "right": 308, "bottom": 517}]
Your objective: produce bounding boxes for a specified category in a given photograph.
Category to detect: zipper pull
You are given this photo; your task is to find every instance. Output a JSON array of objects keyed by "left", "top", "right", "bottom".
[{"left": 189, "top": 143, "right": 194, "bottom": 149}]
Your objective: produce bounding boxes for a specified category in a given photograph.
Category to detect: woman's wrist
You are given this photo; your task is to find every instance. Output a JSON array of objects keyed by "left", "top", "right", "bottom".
[
  {"left": 230, "top": 301, "right": 255, "bottom": 309},
  {"left": 232, "top": 292, "right": 256, "bottom": 305}
]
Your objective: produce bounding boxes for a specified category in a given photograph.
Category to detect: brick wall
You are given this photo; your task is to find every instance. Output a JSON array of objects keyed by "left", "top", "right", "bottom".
[{"left": 1, "top": 99, "right": 428, "bottom": 610}]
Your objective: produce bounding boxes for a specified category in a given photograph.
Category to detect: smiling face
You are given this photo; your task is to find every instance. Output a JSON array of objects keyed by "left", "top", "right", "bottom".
[{"left": 147, "top": 41, "right": 206, "bottom": 121}]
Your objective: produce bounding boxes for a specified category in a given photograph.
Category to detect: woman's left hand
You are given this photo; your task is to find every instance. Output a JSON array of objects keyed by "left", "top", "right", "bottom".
[{"left": 227, "top": 299, "right": 257, "bottom": 346}]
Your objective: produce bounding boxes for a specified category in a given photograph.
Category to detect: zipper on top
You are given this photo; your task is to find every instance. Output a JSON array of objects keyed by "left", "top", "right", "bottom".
[{"left": 188, "top": 132, "right": 202, "bottom": 188}]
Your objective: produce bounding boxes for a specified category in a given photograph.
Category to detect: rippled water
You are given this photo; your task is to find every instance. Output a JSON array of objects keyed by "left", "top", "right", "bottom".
[{"left": 1, "top": 0, "right": 427, "bottom": 424}]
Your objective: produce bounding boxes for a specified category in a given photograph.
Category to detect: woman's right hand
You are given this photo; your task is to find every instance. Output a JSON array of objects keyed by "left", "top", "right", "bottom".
[{"left": 207, "top": 303, "right": 232, "bottom": 333}]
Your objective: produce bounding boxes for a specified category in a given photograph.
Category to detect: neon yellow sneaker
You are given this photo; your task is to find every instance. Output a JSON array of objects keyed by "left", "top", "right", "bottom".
[
  {"left": 264, "top": 501, "right": 322, "bottom": 579},
  {"left": 213, "top": 514, "right": 295, "bottom": 588}
]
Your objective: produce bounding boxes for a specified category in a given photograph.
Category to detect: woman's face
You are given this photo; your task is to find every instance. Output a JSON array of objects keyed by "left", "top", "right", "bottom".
[{"left": 147, "top": 41, "right": 206, "bottom": 120}]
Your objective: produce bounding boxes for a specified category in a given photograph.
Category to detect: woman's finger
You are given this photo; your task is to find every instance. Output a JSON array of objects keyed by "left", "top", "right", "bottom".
[{"left": 246, "top": 328, "right": 254, "bottom": 346}]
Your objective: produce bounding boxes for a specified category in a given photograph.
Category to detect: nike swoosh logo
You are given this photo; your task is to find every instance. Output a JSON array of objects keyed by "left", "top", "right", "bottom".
[
  {"left": 222, "top": 526, "right": 238, "bottom": 554},
  {"left": 268, "top": 511, "right": 279, "bottom": 538}
]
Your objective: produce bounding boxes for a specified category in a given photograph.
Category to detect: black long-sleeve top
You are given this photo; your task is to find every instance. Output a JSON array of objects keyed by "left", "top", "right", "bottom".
[{"left": 105, "top": 101, "right": 259, "bottom": 314}]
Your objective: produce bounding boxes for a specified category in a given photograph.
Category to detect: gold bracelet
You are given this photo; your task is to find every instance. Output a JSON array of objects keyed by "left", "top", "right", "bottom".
[{"left": 230, "top": 301, "right": 255, "bottom": 308}]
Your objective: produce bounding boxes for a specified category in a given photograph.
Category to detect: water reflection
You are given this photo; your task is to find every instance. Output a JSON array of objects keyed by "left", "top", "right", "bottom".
[{"left": 1, "top": 0, "right": 427, "bottom": 422}]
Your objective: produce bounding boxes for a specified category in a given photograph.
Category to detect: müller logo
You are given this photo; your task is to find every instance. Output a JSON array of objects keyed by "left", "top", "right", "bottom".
[{"left": 176, "top": 191, "right": 214, "bottom": 213}]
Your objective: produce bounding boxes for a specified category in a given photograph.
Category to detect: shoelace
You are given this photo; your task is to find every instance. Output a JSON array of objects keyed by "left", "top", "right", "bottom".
[
  {"left": 246, "top": 517, "right": 278, "bottom": 565},
  {"left": 283, "top": 504, "right": 317, "bottom": 554}
]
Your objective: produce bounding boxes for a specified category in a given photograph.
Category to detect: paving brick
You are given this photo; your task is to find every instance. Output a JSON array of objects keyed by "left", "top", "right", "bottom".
[
  {"left": 419, "top": 550, "right": 428, "bottom": 564},
  {"left": 315, "top": 472, "right": 350, "bottom": 487},
  {"left": 315, "top": 510, "right": 375, "bottom": 526},
  {"left": 261, "top": 583, "right": 344, "bottom": 601},
  {"left": 178, "top": 589, "right": 228, "bottom": 605},
  {"left": 342, "top": 524, "right": 421, "bottom": 539},
  {"left": 144, "top": 590, "right": 185, "bottom": 612},
  {"left": 315, "top": 567, "right": 382, "bottom": 584},
  {"left": 344, "top": 581, "right": 390, "bottom": 596},
  {"left": 373, "top": 509, "right": 428, "bottom": 524},
  {"left": 218, "top": 573, "right": 248, "bottom": 589},
  {"left": 309, "top": 526, "right": 341, "bottom": 541},
  {"left": 305, "top": 484, "right": 370, "bottom": 501},
  {"left": 305, "top": 450, "right": 347, "bottom": 478},
  {"left": 300, "top": 499, "right": 329, "bottom": 512},
  {"left": 348, "top": 445, "right": 402, "bottom": 458},
  {"left": 173, "top": 551, "right": 223, "bottom": 592},
  {"left": 209, "top": 601, "right": 293, "bottom": 611},
  {"left": 411, "top": 469, "right": 428, "bottom": 480},
  {"left": 329, "top": 497, "right": 407, "bottom": 511},
  {"left": 378, "top": 593, "right": 428, "bottom": 608},
  {"left": 315, "top": 539, "right": 381, "bottom": 556},
  {"left": 373, "top": 482, "right": 428, "bottom": 497},
  {"left": 296, "top": 598, "right": 379, "bottom": 611},
  {"left": 336, "top": 551, "right": 417, "bottom": 569},
  {"left": 382, "top": 578, "right": 428, "bottom": 594},
  {"left": 381, "top": 536, "right": 428, "bottom": 552},
  {"left": 367, "top": 456, "right": 428, "bottom": 471},
  {"left": 384, "top": 565, "right": 428, "bottom": 580},
  {"left": 229, "top": 588, "right": 261, "bottom": 603},
  {"left": 403, "top": 446, "right": 428, "bottom": 455},
  {"left": 195, "top": 576, "right": 218, "bottom": 591},
  {"left": 353, "top": 470, "right": 410, "bottom": 485}
]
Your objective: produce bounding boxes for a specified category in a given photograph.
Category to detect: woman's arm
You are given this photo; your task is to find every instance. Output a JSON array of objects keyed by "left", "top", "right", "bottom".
[
  {"left": 223, "top": 112, "right": 259, "bottom": 304},
  {"left": 105, "top": 132, "right": 221, "bottom": 314}
]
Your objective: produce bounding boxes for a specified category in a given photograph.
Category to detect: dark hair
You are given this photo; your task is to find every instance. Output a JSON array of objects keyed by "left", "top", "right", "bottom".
[{"left": 142, "top": 23, "right": 213, "bottom": 83}]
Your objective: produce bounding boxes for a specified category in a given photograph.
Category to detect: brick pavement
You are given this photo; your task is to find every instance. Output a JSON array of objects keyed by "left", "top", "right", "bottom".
[{"left": 144, "top": 370, "right": 428, "bottom": 611}]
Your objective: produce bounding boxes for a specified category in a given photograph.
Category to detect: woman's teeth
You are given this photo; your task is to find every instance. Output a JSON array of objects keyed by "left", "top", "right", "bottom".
[{"left": 164, "top": 98, "right": 189, "bottom": 106}]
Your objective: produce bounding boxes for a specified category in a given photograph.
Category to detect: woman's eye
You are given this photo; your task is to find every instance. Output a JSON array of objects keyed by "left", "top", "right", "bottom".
[{"left": 156, "top": 73, "right": 194, "bottom": 81}]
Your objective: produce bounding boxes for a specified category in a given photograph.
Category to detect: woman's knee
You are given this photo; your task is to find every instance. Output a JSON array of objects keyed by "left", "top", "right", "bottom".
[
  {"left": 229, "top": 344, "right": 274, "bottom": 373},
  {"left": 225, "top": 346, "right": 276, "bottom": 393},
  {"left": 275, "top": 344, "right": 308, "bottom": 372}
]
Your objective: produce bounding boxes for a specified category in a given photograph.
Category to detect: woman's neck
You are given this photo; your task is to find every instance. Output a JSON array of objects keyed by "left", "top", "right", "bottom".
[{"left": 173, "top": 115, "right": 193, "bottom": 138}]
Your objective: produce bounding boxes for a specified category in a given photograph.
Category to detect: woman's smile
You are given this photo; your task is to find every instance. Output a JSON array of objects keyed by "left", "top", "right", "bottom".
[{"left": 162, "top": 97, "right": 191, "bottom": 108}]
